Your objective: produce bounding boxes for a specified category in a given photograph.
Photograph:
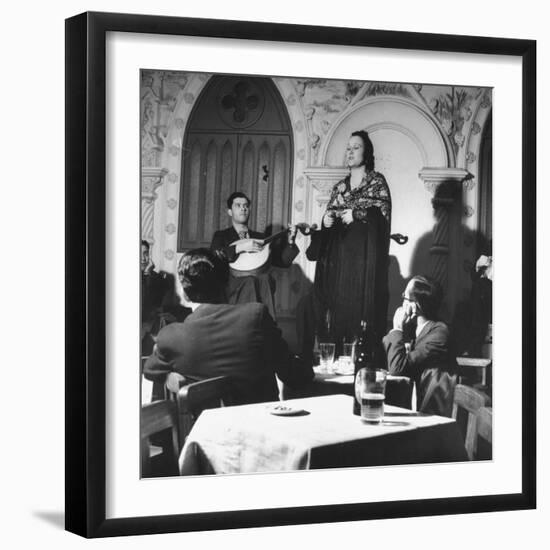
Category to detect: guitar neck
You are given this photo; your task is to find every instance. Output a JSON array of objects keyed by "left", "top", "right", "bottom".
[{"left": 261, "top": 229, "right": 288, "bottom": 245}]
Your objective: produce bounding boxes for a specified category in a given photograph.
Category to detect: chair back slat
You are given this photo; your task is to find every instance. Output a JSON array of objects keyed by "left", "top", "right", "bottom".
[
  {"left": 477, "top": 406, "right": 492, "bottom": 442},
  {"left": 166, "top": 375, "right": 234, "bottom": 450},
  {"left": 141, "top": 400, "right": 178, "bottom": 437},
  {"left": 452, "top": 384, "right": 491, "bottom": 460},
  {"left": 140, "top": 400, "right": 179, "bottom": 477},
  {"left": 477, "top": 406, "right": 493, "bottom": 442},
  {"left": 179, "top": 376, "right": 234, "bottom": 416}
]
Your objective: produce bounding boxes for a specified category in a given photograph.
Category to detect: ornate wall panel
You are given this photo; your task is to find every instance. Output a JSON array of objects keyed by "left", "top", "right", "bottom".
[{"left": 141, "top": 70, "right": 492, "bottom": 343}]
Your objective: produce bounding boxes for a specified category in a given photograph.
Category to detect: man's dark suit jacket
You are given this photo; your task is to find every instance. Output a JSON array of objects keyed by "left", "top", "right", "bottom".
[
  {"left": 211, "top": 226, "right": 298, "bottom": 267},
  {"left": 143, "top": 302, "right": 313, "bottom": 405},
  {"left": 383, "top": 320, "right": 457, "bottom": 417}
]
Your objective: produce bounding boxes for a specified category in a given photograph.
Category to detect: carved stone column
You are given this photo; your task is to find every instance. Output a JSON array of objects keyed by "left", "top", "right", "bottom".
[
  {"left": 141, "top": 167, "right": 168, "bottom": 243},
  {"left": 303, "top": 167, "right": 348, "bottom": 207},
  {"left": 418, "top": 167, "right": 471, "bottom": 289},
  {"left": 300, "top": 168, "right": 348, "bottom": 282}
]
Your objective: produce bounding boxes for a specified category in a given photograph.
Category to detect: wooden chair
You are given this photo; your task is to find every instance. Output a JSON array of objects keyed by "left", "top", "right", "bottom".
[
  {"left": 166, "top": 374, "right": 235, "bottom": 450},
  {"left": 476, "top": 406, "right": 493, "bottom": 460},
  {"left": 456, "top": 357, "right": 492, "bottom": 394},
  {"left": 452, "top": 384, "right": 491, "bottom": 460},
  {"left": 140, "top": 400, "right": 179, "bottom": 477}
]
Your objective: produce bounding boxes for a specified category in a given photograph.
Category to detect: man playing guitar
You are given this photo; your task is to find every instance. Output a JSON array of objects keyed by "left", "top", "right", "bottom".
[{"left": 211, "top": 191, "right": 298, "bottom": 319}]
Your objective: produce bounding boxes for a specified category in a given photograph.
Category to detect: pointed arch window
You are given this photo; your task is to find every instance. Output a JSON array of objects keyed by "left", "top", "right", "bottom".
[{"left": 178, "top": 76, "right": 294, "bottom": 251}]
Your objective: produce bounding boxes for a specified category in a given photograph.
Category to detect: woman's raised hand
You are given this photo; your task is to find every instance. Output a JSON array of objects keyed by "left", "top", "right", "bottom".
[{"left": 323, "top": 211, "right": 335, "bottom": 228}]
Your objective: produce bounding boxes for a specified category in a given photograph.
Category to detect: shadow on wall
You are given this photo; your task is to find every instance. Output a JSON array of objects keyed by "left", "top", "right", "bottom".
[
  {"left": 387, "top": 254, "right": 408, "bottom": 323},
  {"left": 391, "top": 222, "right": 491, "bottom": 358}
]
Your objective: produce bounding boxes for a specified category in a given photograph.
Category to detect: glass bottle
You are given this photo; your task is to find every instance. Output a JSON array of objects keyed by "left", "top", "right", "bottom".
[{"left": 353, "top": 320, "right": 377, "bottom": 416}]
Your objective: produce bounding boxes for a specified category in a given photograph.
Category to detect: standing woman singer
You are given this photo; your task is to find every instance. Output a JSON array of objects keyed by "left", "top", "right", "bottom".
[{"left": 305, "top": 130, "right": 392, "bottom": 355}]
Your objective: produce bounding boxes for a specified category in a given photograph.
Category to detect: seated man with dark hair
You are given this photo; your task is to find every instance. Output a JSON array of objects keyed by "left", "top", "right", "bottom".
[
  {"left": 141, "top": 239, "right": 190, "bottom": 355},
  {"left": 143, "top": 248, "right": 313, "bottom": 405},
  {"left": 382, "top": 275, "right": 457, "bottom": 417},
  {"left": 210, "top": 191, "right": 298, "bottom": 319}
]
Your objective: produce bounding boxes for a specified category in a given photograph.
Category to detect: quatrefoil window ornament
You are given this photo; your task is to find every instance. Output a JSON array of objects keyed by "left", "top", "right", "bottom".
[{"left": 221, "top": 81, "right": 260, "bottom": 124}]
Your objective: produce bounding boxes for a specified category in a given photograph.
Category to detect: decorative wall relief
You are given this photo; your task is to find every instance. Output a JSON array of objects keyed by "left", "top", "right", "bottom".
[
  {"left": 296, "top": 79, "right": 362, "bottom": 161},
  {"left": 169, "top": 145, "right": 180, "bottom": 157},
  {"left": 426, "top": 87, "right": 478, "bottom": 155},
  {"left": 218, "top": 79, "right": 265, "bottom": 128},
  {"left": 141, "top": 70, "right": 190, "bottom": 166},
  {"left": 141, "top": 167, "right": 168, "bottom": 242},
  {"left": 463, "top": 205, "right": 475, "bottom": 218},
  {"left": 480, "top": 92, "right": 491, "bottom": 109},
  {"left": 141, "top": 93, "right": 160, "bottom": 167},
  {"left": 463, "top": 178, "right": 476, "bottom": 191},
  {"left": 363, "top": 82, "right": 411, "bottom": 98}
]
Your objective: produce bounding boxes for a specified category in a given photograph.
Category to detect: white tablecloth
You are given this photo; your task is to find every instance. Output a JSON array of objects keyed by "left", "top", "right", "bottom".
[{"left": 179, "top": 394, "right": 467, "bottom": 475}]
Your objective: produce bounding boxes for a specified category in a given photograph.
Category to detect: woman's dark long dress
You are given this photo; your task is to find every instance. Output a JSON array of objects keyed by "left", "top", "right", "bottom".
[{"left": 305, "top": 171, "right": 391, "bottom": 356}]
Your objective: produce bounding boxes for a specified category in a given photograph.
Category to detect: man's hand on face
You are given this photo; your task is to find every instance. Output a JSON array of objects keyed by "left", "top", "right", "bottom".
[
  {"left": 393, "top": 303, "right": 416, "bottom": 331},
  {"left": 235, "top": 239, "right": 265, "bottom": 254}
]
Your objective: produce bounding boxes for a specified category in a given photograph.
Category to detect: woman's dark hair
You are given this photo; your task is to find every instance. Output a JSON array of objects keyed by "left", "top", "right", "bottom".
[
  {"left": 141, "top": 239, "right": 150, "bottom": 250},
  {"left": 351, "top": 130, "right": 375, "bottom": 171},
  {"left": 409, "top": 275, "right": 443, "bottom": 320},
  {"left": 227, "top": 191, "right": 251, "bottom": 209},
  {"left": 177, "top": 248, "right": 229, "bottom": 303}
]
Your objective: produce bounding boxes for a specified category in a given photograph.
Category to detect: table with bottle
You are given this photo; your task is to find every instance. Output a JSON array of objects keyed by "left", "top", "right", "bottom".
[
  {"left": 298, "top": 321, "right": 415, "bottom": 410},
  {"left": 178, "top": 322, "right": 467, "bottom": 475}
]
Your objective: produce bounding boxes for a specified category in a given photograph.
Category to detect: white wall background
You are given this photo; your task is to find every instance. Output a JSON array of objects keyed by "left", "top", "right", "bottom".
[{"left": 0, "top": 0, "right": 547, "bottom": 548}]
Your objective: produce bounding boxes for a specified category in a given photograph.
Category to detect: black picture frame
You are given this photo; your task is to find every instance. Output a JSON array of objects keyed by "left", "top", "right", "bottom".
[{"left": 65, "top": 11, "right": 536, "bottom": 538}]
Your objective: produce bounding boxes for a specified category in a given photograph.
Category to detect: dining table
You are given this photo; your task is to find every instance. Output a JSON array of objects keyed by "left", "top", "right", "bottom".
[{"left": 178, "top": 394, "right": 468, "bottom": 475}]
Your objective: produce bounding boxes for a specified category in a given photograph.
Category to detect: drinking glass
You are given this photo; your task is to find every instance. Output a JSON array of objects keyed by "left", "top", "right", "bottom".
[
  {"left": 319, "top": 343, "right": 336, "bottom": 374},
  {"left": 342, "top": 342, "right": 356, "bottom": 362},
  {"left": 354, "top": 368, "right": 388, "bottom": 423}
]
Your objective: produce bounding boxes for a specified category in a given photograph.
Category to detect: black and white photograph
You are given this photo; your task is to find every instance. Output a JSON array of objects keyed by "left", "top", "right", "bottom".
[
  {"left": 2, "top": 0, "right": 545, "bottom": 546},
  {"left": 139, "top": 70, "right": 494, "bottom": 477}
]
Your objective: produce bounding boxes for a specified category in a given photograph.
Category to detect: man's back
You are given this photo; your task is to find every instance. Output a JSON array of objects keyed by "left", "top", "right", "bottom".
[{"left": 144, "top": 302, "right": 311, "bottom": 404}]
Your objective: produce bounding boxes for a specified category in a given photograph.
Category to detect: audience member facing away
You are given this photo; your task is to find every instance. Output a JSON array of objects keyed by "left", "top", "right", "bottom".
[
  {"left": 141, "top": 240, "right": 189, "bottom": 356},
  {"left": 382, "top": 275, "right": 457, "bottom": 417},
  {"left": 210, "top": 191, "right": 298, "bottom": 319},
  {"left": 143, "top": 248, "right": 313, "bottom": 405}
]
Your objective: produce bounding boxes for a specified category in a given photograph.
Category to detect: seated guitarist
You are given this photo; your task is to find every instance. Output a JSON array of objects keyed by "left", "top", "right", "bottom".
[{"left": 211, "top": 191, "right": 298, "bottom": 319}]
